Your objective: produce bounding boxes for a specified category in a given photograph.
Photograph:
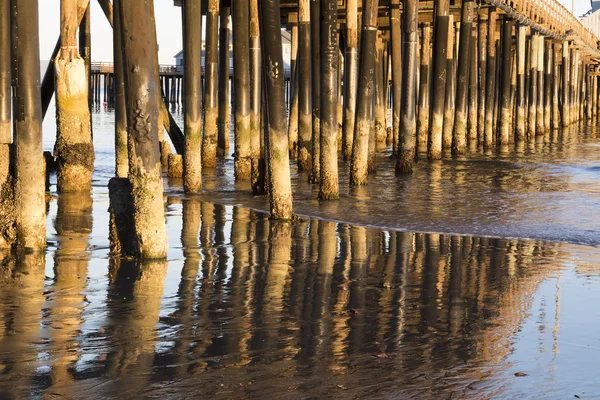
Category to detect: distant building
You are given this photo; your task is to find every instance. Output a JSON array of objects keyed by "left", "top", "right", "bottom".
[{"left": 174, "top": 29, "right": 292, "bottom": 73}]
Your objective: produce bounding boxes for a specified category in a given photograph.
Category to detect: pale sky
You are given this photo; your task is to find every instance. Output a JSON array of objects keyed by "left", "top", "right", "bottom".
[
  {"left": 38, "top": 1, "right": 184, "bottom": 64},
  {"left": 37, "top": 0, "right": 593, "bottom": 65}
]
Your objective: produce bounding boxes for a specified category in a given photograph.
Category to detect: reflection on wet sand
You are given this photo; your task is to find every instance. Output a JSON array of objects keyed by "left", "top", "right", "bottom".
[{"left": 0, "top": 196, "right": 588, "bottom": 398}]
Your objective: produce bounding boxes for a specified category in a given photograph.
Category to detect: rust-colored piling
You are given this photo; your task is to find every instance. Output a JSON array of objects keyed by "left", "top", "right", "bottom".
[
  {"left": 543, "top": 40, "right": 551, "bottom": 132},
  {"left": 11, "top": 0, "right": 46, "bottom": 249},
  {"left": 350, "top": 0, "right": 379, "bottom": 186},
  {"left": 55, "top": 0, "right": 94, "bottom": 192},
  {"left": 288, "top": 23, "right": 298, "bottom": 159},
  {"left": 395, "top": 0, "right": 418, "bottom": 173},
  {"left": 217, "top": 4, "right": 231, "bottom": 156},
  {"left": 483, "top": 7, "right": 497, "bottom": 150},
  {"left": 202, "top": 0, "right": 219, "bottom": 168},
  {"left": 118, "top": 0, "right": 167, "bottom": 258},
  {"left": 528, "top": 33, "right": 538, "bottom": 138},
  {"left": 499, "top": 18, "right": 513, "bottom": 147},
  {"left": 343, "top": 0, "right": 358, "bottom": 160},
  {"left": 374, "top": 35, "right": 387, "bottom": 147},
  {"left": 182, "top": 0, "right": 203, "bottom": 192},
  {"left": 232, "top": 0, "right": 251, "bottom": 180},
  {"left": 318, "top": 0, "right": 339, "bottom": 200},
  {"left": 258, "top": 0, "right": 294, "bottom": 219},
  {"left": 417, "top": 23, "right": 431, "bottom": 149},
  {"left": 297, "top": 0, "right": 312, "bottom": 171},
  {"left": 453, "top": 0, "right": 474, "bottom": 154}
]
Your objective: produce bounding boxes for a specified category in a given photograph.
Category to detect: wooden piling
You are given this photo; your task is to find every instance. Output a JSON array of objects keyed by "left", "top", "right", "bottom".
[
  {"left": 562, "top": 41, "right": 570, "bottom": 126},
  {"left": 249, "top": 0, "right": 263, "bottom": 193},
  {"left": 477, "top": 12, "right": 487, "bottom": 146},
  {"left": 536, "top": 35, "right": 544, "bottom": 135},
  {"left": 467, "top": 26, "right": 478, "bottom": 147},
  {"left": 217, "top": 4, "right": 231, "bottom": 156},
  {"left": 527, "top": 33, "right": 539, "bottom": 138},
  {"left": 258, "top": 0, "right": 294, "bottom": 219},
  {"left": 11, "top": 0, "right": 46, "bottom": 249},
  {"left": 551, "top": 42, "right": 560, "bottom": 129},
  {"left": 428, "top": 0, "right": 450, "bottom": 159},
  {"left": 374, "top": 35, "right": 387, "bottom": 147},
  {"left": 54, "top": 0, "right": 94, "bottom": 192},
  {"left": 453, "top": 0, "right": 474, "bottom": 155},
  {"left": 232, "top": 0, "right": 251, "bottom": 180},
  {"left": 350, "top": 0, "right": 378, "bottom": 186},
  {"left": 395, "top": 0, "right": 417, "bottom": 173},
  {"left": 499, "top": 18, "right": 513, "bottom": 147},
  {"left": 318, "top": 0, "right": 339, "bottom": 200},
  {"left": 288, "top": 23, "right": 299, "bottom": 159},
  {"left": 117, "top": 0, "right": 167, "bottom": 258},
  {"left": 484, "top": 7, "right": 497, "bottom": 150},
  {"left": 310, "top": 0, "right": 321, "bottom": 182},
  {"left": 203, "top": 0, "right": 219, "bottom": 168},
  {"left": 113, "top": 0, "right": 127, "bottom": 178},
  {"left": 516, "top": 24, "right": 526, "bottom": 141},
  {"left": 182, "top": 0, "right": 202, "bottom": 192},
  {"left": 297, "top": 0, "right": 312, "bottom": 171},
  {"left": 389, "top": 0, "right": 401, "bottom": 157},
  {"left": 442, "top": 16, "right": 455, "bottom": 151},
  {"left": 544, "top": 40, "right": 551, "bottom": 132},
  {"left": 0, "top": 0, "right": 10, "bottom": 190},
  {"left": 417, "top": 23, "right": 431, "bottom": 150}
]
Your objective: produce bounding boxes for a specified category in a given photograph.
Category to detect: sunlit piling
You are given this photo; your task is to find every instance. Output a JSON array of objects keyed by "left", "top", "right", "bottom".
[
  {"left": 182, "top": 0, "right": 202, "bottom": 193},
  {"left": 54, "top": 0, "right": 94, "bottom": 192}
]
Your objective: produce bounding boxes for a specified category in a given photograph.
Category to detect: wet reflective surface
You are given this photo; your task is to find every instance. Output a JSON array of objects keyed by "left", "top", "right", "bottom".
[
  {"left": 0, "top": 104, "right": 591, "bottom": 398},
  {"left": 1, "top": 195, "right": 600, "bottom": 398}
]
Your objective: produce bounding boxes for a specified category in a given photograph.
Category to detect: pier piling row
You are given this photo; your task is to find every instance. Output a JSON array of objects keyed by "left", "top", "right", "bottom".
[{"left": 0, "top": 0, "right": 599, "bottom": 257}]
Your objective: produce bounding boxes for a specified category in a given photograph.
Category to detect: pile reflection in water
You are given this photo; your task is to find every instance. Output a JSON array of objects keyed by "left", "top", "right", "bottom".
[{"left": 0, "top": 193, "right": 589, "bottom": 399}]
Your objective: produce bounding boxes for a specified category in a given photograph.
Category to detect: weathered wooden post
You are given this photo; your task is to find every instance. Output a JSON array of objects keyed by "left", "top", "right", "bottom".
[
  {"left": 442, "top": 17, "right": 455, "bottom": 151},
  {"left": 536, "top": 35, "right": 544, "bottom": 135},
  {"left": 483, "top": 7, "right": 497, "bottom": 150},
  {"left": 288, "top": 22, "right": 299, "bottom": 158},
  {"left": 477, "top": 12, "right": 487, "bottom": 145},
  {"left": 258, "top": 0, "right": 294, "bottom": 219},
  {"left": 389, "top": 0, "right": 401, "bottom": 156},
  {"left": 0, "top": 0, "right": 10, "bottom": 191},
  {"left": 516, "top": 24, "right": 526, "bottom": 141},
  {"left": 528, "top": 33, "right": 538, "bottom": 137},
  {"left": 374, "top": 36, "right": 387, "bottom": 147},
  {"left": 310, "top": 0, "right": 321, "bottom": 182},
  {"left": 117, "top": 0, "right": 167, "bottom": 258},
  {"left": 297, "top": 0, "right": 312, "bottom": 171},
  {"left": 10, "top": 0, "right": 46, "bottom": 249},
  {"left": 467, "top": 26, "right": 478, "bottom": 147},
  {"left": 551, "top": 42, "right": 560, "bottom": 129},
  {"left": 343, "top": 0, "right": 358, "bottom": 161},
  {"left": 395, "top": 0, "right": 417, "bottom": 173},
  {"left": 417, "top": 23, "right": 431, "bottom": 149},
  {"left": 54, "top": 0, "right": 94, "bottom": 192},
  {"left": 350, "top": 0, "right": 379, "bottom": 186},
  {"left": 428, "top": 0, "right": 450, "bottom": 159},
  {"left": 318, "top": 0, "right": 339, "bottom": 200},
  {"left": 249, "top": 0, "right": 263, "bottom": 193},
  {"left": 113, "top": 0, "right": 127, "bottom": 177},
  {"left": 217, "top": 4, "right": 231, "bottom": 156},
  {"left": 202, "top": 0, "right": 219, "bottom": 168},
  {"left": 182, "top": 0, "right": 202, "bottom": 192},
  {"left": 543, "top": 40, "right": 551, "bottom": 132},
  {"left": 499, "top": 18, "right": 514, "bottom": 147},
  {"left": 232, "top": 0, "right": 251, "bottom": 180},
  {"left": 453, "top": 0, "right": 474, "bottom": 154},
  {"left": 561, "top": 41, "right": 570, "bottom": 126}
]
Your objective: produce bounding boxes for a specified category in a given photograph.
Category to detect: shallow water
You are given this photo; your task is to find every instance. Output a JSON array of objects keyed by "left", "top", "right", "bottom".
[{"left": 0, "top": 105, "right": 596, "bottom": 398}]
